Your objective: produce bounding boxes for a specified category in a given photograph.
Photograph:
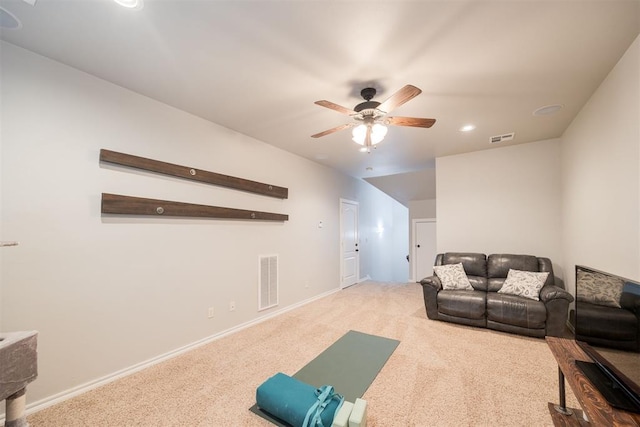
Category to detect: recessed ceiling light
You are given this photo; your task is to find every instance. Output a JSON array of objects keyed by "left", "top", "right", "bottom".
[
  {"left": 533, "top": 104, "right": 563, "bottom": 116},
  {"left": 0, "top": 7, "right": 22, "bottom": 30},
  {"left": 113, "top": 0, "right": 143, "bottom": 9},
  {"left": 459, "top": 124, "right": 476, "bottom": 132}
]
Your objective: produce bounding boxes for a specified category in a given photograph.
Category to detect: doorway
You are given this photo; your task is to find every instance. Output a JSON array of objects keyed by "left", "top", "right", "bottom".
[
  {"left": 412, "top": 218, "right": 436, "bottom": 282},
  {"left": 340, "top": 199, "right": 359, "bottom": 288}
]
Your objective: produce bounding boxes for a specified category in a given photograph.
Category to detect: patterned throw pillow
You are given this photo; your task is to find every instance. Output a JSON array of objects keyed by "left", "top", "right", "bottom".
[
  {"left": 576, "top": 270, "right": 624, "bottom": 308},
  {"left": 434, "top": 263, "right": 473, "bottom": 291},
  {"left": 498, "top": 269, "right": 549, "bottom": 301}
]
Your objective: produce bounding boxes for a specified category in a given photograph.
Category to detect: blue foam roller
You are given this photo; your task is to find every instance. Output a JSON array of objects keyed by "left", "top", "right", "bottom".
[{"left": 256, "top": 372, "right": 341, "bottom": 427}]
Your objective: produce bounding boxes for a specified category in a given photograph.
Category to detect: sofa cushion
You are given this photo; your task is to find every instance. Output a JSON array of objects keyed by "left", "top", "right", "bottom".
[
  {"left": 442, "top": 253, "right": 487, "bottom": 277},
  {"left": 467, "top": 276, "right": 489, "bottom": 291},
  {"left": 537, "top": 258, "right": 555, "bottom": 287},
  {"left": 576, "top": 269, "right": 624, "bottom": 308},
  {"left": 440, "top": 253, "right": 488, "bottom": 291},
  {"left": 437, "top": 290, "right": 486, "bottom": 320},
  {"left": 434, "top": 263, "right": 473, "bottom": 291},
  {"left": 486, "top": 293, "right": 546, "bottom": 329},
  {"left": 488, "top": 254, "right": 539, "bottom": 277},
  {"left": 497, "top": 269, "right": 549, "bottom": 301},
  {"left": 487, "top": 254, "right": 541, "bottom": 292}
]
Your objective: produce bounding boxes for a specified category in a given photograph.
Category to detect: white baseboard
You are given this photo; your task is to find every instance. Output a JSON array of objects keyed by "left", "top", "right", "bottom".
[
  {"left": 358, "top": 275, "right": 371, "bottom": 282},
  {"left": 9, "top": 287, "right": 341, "bottom": 420}
]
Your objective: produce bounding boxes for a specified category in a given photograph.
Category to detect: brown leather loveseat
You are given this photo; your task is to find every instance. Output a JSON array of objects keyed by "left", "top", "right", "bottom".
[{"left": 420, "top": 253, "right": 574, "bottom": 338}]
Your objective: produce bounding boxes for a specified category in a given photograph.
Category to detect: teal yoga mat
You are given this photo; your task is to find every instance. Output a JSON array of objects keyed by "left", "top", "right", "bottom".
[{"left": 250, "top": 330, "right": 400, "bottom": 426}]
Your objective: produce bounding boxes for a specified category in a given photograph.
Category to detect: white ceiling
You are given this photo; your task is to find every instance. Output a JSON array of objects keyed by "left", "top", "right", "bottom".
[{"left": 1, "top": 0, "right": 638, "bottom": 204}]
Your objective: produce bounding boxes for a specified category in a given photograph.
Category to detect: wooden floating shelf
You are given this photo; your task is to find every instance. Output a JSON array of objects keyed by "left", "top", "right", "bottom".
[
  {"left": 101, "top": 193, "right": 289, "bottom": 222},
  {"left": 100, "top": 149, "right": 288, "bottom": 199}
]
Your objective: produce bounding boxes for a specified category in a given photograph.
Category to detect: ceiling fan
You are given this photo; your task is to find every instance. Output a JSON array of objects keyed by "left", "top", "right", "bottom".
[{"left": 312, "top": 85, "right": 436, "bottom": 151}]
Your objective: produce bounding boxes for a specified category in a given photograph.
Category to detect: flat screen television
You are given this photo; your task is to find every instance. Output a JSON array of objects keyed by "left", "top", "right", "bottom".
[{"left": 572, "top": 265, "right": 640, "bottom": 413}]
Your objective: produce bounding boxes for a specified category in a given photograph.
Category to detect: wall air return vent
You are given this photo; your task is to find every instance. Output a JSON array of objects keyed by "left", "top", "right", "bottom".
[
  {"left": 490, "top": 132, "right": 515, "bottom": 144},
  {"left": 258, "top": 255, "right": 278, "bottom": 311}
]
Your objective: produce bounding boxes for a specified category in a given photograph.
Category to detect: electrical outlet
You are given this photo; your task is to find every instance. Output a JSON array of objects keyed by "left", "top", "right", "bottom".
[
  {"left": 229, "top": 301, "right": 236, "bottom": 311},
  {"left": 207, "top": 307, "right": 214, "bottom": 318}
]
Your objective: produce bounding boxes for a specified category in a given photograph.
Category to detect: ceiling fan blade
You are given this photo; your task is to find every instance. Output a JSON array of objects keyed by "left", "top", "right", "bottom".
[
  {"left": 311, "top": 123, "right": 354, "bottom": 138},
  {"left": 314, "top": 100, "right": 357, "bottom": 116},
  {"left": 377, "top": 85, "right": 422, "bottom": 114},
  {"left": 385, "top": 116, "right": 436, "bottom": 128}
]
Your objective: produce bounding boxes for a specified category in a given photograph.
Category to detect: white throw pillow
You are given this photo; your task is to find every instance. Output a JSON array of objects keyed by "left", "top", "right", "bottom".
[
  {"left": 498, "top": 269, "right": 549, "bottom": 301},
  {"left": 576, "top": 269, "right": 624, "bottom": 308},
  {"left": 434, "top": 263, "right": 473, "bottom": 291}
]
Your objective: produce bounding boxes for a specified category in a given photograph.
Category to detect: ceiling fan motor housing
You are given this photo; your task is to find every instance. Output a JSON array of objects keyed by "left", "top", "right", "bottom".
[
  {"left": 354, "top": 87, "right": 380, "bottom": 113},
  {"left": 360, "top": 87, "right": 377, "bottom": 100},
  {"left": 354, "top": 101, "right": 380, "bottom": 113}
]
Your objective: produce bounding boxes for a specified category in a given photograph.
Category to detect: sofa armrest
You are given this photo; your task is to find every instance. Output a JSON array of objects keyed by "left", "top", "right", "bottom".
[
  {"left": 539, "top": 285, "right": 573, "bottom": 337},
  {"left": 539, "top": 285, "right": 574, "bottom": 303},
  {"left": 420, "top": 276, "right": 441, "bottom": 320},
  {"left": 420, "top": 275, "right": 442, "bottom": 291}
]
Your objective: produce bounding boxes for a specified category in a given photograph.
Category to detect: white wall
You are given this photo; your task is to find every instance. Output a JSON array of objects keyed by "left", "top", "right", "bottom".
[
  {"left": 436, "top": 139, "right": 564, "bottom": 278},
  {"left": 356, "top": 183, "right": 409, "bottom": 282},
  {"left": 0, "top": 43, "right": 407, "bottom": 408},
  {"left": 561, "top": 35, "right": 640, "bottom": 291}
]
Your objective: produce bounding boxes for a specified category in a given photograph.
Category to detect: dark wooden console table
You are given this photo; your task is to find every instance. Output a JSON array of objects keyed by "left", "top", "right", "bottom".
[{"left": 546, "top": 337, "right": 640, "bottom": 426}]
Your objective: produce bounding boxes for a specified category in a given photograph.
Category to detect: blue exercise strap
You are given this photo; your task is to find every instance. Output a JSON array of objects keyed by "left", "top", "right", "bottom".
[{"left": 302, "top": 385, "right": 344, "bottom": 427}]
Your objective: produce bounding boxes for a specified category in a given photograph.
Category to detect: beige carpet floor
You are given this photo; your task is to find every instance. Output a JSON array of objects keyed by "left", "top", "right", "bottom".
[{"left": 27, "top": 281, "right": 578, "bottom": 426}]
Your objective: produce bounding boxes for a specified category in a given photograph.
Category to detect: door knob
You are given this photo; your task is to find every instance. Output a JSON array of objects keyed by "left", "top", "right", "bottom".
[{"left": 417, "top": 244, "right": 421, "bottom": 248}]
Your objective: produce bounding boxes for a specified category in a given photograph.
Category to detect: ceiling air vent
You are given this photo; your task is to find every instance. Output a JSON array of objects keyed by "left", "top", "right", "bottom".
[{"left": 490, "top": 132, "right": 515, "bottom": 144}]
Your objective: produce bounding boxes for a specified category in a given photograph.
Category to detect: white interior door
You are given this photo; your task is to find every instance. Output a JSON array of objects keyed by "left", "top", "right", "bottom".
[
  {"left": 413, "top": 219, "right": 437, "bottom": 282},
  {"left": 340, "top": 199, "right": 359, "bottom": 288}
]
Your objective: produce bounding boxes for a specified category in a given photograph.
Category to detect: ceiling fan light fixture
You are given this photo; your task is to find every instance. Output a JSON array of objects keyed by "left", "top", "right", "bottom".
[
  {"left": 113, "top": 0, "right": 143, "bottom": 9},
  {"left": 352, "top": 123, "right": 387, "bottom": 145},
  {"left": 371, "top": 123, "right": 388, "bottom": 144},
  {"left": 352, "top": 124, "right": 367, "bottom": 145}
]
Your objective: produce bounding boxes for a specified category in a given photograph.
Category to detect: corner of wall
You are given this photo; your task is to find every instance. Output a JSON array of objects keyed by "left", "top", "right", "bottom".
[{"left": 560, "top": 34, "right": 640, "bottom": 288}]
